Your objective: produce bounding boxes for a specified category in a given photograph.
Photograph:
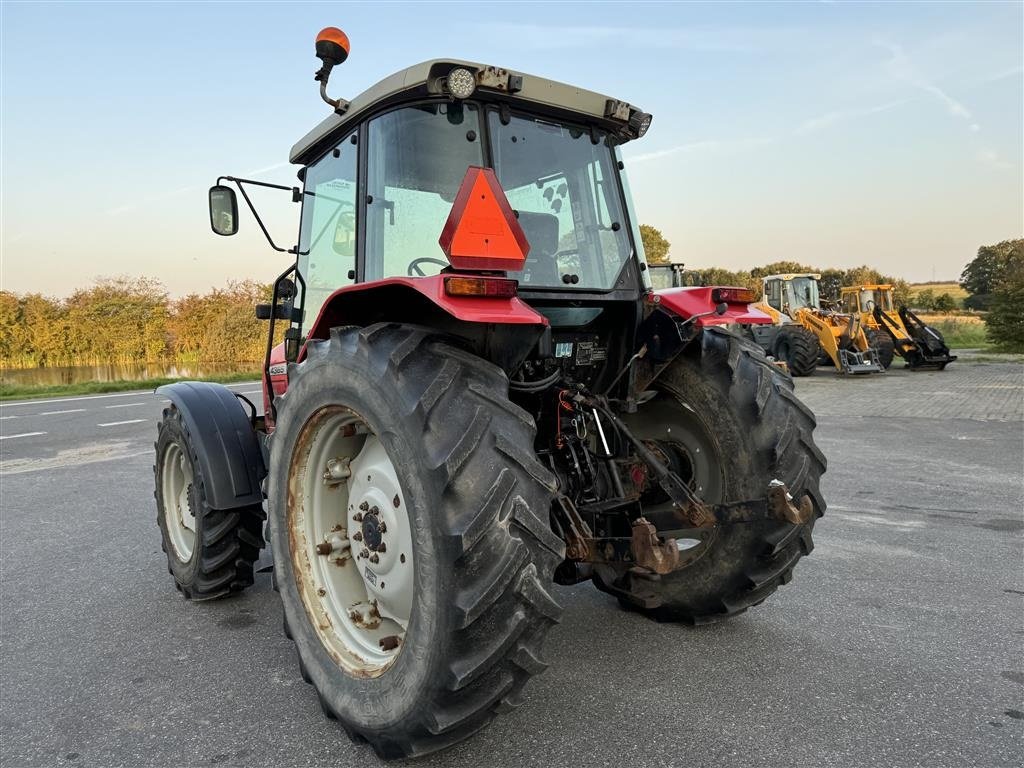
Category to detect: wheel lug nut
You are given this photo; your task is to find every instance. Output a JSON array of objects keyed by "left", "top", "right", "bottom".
[
  {"left": 369, "top": 553, "right": 379, "bottom": 564},
  {"left": 377, "top": 542, "right": 386, "bottom": 553},
  {"left": 353, "top": 513, "right": 363, "bottom": 522},
  {"left": 315, "top": 542, "right": 332, "bottom": 556},
  {"left": 370, "top": 506, "right": 380, "bottom": 516},
  {"left": 378, "top": 522, "right": 387, "bottom": 534},
  {"left": 359, "top": 501, "right": 369, "bottom": 512},
  {"left": 352, "top": 531, "right": 363, "bottom": 542},
  {"left": 360, "top": 548, "right": 370, "bottom": 559}
]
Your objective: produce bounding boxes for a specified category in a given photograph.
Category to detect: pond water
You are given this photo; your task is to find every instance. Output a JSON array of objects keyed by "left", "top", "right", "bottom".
[{"left": 0, "top": 362, "right": 259, "bottom": 387}]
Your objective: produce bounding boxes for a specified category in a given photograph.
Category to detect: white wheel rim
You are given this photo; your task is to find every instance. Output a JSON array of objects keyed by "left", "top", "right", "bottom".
[
  {"left": 161, "top": 443, "right": 196, "bottom": 561},
  {"left": 287, "top": 406, "right": 415, "bottom": 677}
]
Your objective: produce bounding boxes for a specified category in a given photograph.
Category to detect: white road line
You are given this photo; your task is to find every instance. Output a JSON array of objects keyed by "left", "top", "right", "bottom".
[
  {"left": 38, "top": 409, "right": 88, "bottom": 416},
  {"left": 237, "top": 390, "right": 262, "bottom": 395},
  {"left": 0, "top": 416, "right": 18, "bottom": 420},
  {"left": 0, "top": 381, "right": 260, "bottom": 408},
  {"left": 0, "top": 432, "right": 46, "bottom": 440},
  {"left": 104, "top": 402, "right": 146, "bottom": 408},
  {"left": 0, "top": 391, "right": 159, "bottom": 408},
  {"left": 97, "top": 419, "right": 147, "bottom": 427}
]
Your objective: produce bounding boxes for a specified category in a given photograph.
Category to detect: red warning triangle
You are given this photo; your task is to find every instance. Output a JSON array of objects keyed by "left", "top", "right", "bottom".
[{"left": 438, "top": 166, "right": 530, "bottom": 272}]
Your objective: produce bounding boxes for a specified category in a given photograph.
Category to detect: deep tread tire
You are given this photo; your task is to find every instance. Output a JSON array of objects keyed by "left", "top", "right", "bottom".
[
  {"left": 772, "top": 324, "right": 820, "bottom": 376},
  {"left": 596, "top": 327, "right": 826, "bottom": 623},
  {"left": 268, "top": 323, "right": 563, "bottom": 759},
  {"left": 154, "top": 405, "right": 265, "bottom": 601},
  {"left": 867, "top": 328, "right": 895, "bottom": 369}
]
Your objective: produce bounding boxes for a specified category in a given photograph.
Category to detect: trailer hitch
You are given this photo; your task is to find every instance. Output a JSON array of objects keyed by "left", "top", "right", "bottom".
[{"left": 579, "top": 393, "right": 715, "bottom": 527}]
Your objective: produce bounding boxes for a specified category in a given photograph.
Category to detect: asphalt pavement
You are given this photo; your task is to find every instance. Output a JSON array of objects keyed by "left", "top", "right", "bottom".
[{"left": 1, "top": 363, "right": 1022, "bottom": 768}]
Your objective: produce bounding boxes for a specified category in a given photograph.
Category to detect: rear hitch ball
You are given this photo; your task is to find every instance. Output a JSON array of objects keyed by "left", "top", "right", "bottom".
[{"left": 314, "top": 27, "right": 351, "bottom": 113}]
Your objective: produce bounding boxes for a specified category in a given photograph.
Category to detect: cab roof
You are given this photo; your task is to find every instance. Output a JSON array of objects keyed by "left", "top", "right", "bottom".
[
  {"left": 762, "top": 273, "right": 822, "bottom": 282},
  {"left": 290, "top": 59, "right": 648, "bottom": 165},
  {"left": 840, "top": 284, "right": 894, "bottom": 292}
]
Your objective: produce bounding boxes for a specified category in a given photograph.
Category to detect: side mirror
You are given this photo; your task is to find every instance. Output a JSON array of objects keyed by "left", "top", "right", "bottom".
[{"left": 209, "top": 185, "right": 239, "bottom": 236}]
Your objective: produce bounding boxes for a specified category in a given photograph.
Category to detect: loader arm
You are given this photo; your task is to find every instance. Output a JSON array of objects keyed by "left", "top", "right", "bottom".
[{"left": 794, "top": 309, "right": 841, "bottom": 369}]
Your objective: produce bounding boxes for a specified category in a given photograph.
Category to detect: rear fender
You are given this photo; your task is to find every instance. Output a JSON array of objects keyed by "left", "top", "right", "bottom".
[
  {"left": 654, "top": 286, "right": 772, "bottom": 326},
  {"left": 305, "top": 276, "right": 547, "bottom": 340},
  {"left": 300, "top": 276, "right": 548, "bottom": 373},
  {"left": 156, "top": 381, "right": 266, "bottom": 510}
]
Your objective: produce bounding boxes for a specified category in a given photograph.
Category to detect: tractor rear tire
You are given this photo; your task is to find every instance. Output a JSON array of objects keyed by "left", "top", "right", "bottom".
[
  {"left": 867, "top": 329, "right": 895, "bottom": 369},
  {"left": 267, "top": 324, "right": 563, "bottom": 759},
  {"left": 595, "top": 327, "right": 826, "bottom": 623},
  {"left": 154, "top": 405, "right": 265, "bottom": 600},
  {"left": 772, "top": 324, "right": 820, "bottom": 376}
]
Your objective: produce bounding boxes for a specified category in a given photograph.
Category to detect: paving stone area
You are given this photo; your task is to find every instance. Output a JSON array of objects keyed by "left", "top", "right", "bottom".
[{"left": 796, "top": 361, "right": 1023, "bottom": 422}]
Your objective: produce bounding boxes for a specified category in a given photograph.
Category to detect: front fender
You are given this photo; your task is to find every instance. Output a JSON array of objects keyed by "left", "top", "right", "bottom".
[{"left": 156, "top": 381, "right": 266, "bottom": 510}]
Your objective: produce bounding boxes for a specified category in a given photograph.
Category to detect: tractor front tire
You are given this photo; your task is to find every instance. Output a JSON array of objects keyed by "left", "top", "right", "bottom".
[
  {"left": 772, "top": 324, "right": 820, "bottom": 376},
  {"left": 596, "top": 327, "right": 826, "bottom": 623},
  {"left": 267, "top": 324, "right": 563, "bottom": 759},
  {"left": 867, "top": 329, "right": 895, "bottom": 369},
  {"left": 154, "top": 405, "right": 265, "bottom": 600}
]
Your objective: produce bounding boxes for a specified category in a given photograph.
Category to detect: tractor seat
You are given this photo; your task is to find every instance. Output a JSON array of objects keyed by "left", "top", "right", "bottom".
[{"left": 514, "top": 210, "right": 560, "bottom": 284}]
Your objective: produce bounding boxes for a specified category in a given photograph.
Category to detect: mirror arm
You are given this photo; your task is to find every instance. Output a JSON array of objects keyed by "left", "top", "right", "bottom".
[{"left": 218, "top": 176, "right": 300, "bottom": 254}]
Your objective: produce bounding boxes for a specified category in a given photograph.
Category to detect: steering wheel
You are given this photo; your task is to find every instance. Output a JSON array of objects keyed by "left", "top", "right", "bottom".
[{"left": 407, "top": 257, "right": 448, "bottom": 277}]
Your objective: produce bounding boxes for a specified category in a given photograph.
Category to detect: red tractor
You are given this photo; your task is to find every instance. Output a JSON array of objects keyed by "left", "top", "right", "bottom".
[{"left": 154, "top": 28, "right": 825, "bottom": 759}]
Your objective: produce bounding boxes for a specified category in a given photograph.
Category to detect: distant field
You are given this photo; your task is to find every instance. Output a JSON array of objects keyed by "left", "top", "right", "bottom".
[
  {"left": 908, "top": 282, "right": 968, "bottom": 300},
  {"left": 918, "top": 315, "right": 990, "bottom": 349}
]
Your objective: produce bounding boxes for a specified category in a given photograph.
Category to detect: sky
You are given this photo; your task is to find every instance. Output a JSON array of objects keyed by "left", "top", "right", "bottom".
[{"left": 1, "top": 1, "right": 1022, "bottom": 297}]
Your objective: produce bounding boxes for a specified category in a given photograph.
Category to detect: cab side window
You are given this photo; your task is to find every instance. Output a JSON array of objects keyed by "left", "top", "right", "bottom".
[
  {"left": 765, "top": 280, "right": 782, "bottom": 311},
  {"left": 297, "top": 132, "right": 358, "bottom": 328}
]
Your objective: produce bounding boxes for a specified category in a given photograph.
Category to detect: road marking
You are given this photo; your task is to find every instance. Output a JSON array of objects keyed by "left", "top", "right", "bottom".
[
  {"left": 0, "top": 432, "right": 46, "bottom": 440},
  {"left": 0, "top": 382, "right": 260, "bottom": 408},
  {"left": 0, "top": 416, "right": 17, "bottom": 420},
  {"left": 237, "top": 390, "right": 262, "bottom": 395},
  {"left": 38, "top": 409, "right": 87, "bottom": 415},
  {"left": 97, "top": 419, "right": 147, "bottom": 427},
  {"left": 105, "top": 402, "right": 146, "bottom": 408}
]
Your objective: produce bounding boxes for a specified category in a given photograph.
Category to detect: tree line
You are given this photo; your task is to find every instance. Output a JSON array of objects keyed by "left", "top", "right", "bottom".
[
  {"left": 3, "top": 237, "right": 1019, "bottom": 368},
  {"left": 959, "top": 238, "right": 1024, "bottom": 351},
  {"left": 0, "top": 278, "right": 275, "bottom": 369}
]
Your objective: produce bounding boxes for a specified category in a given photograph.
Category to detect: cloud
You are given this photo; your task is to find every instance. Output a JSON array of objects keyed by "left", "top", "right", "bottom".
[
  {"left": 245, "top": 161, "right": 290, "bottom": 177},
  {"left": 877, "top": 39, "right": 978, "bottom": 128},
  {"left": 626, "top": 137, "right": 773, "bottom": 163},
  {"left": 796, "top": 100, "right": 908, "bottom": 135},
  {"left": 977, "top": 149, "right": 1011, "bottom": 170},
  {"left": 980, "top": 64, "right": 1024, "bottom": 83}
]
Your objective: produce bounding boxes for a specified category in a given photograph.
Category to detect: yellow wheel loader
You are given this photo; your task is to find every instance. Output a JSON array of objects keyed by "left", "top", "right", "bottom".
[
  {"left": 750, "top": 274, "right": 883, "bottom": 376},
  {"left": 840, "top": 284, "right": 956, "bottom": 370}
]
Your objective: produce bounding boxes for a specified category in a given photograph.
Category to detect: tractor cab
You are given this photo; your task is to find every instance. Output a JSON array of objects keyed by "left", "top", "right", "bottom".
[
  {"left": 840, "top": 284, "right": 895, "bottom": 315},
  {"left": 761, "top": 273, "right": 822, "bottom": 319}
]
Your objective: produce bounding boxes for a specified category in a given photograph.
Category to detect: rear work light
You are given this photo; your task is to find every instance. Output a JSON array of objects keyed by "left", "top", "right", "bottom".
[
  {"left": 712, "top": 287, "right": 756, "bottom": 304},
  {"left": 444, "top": 276, "right": 518, "bottom": 298}
]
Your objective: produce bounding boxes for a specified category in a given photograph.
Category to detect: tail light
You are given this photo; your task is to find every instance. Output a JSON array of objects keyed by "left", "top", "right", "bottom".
[
  {"left": 712, "top": 287, "right": 756, "bottom": 304},
  {"left": 444, "top": 276, "right": 518, "bottom": 298}
]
